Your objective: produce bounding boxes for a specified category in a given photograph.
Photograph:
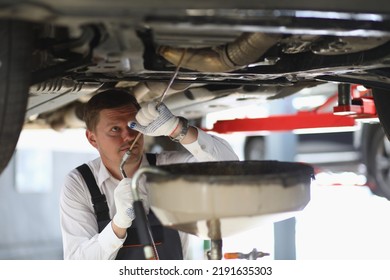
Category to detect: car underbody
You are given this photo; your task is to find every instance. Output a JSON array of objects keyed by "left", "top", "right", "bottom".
[{"left": 3, "top": 1, "right": 390, "bottom": 175}]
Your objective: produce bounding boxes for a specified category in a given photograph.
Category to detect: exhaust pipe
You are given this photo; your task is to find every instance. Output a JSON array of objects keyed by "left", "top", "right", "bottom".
[{"left": 158, "top": 32, "right": 281, "bottom": 72}]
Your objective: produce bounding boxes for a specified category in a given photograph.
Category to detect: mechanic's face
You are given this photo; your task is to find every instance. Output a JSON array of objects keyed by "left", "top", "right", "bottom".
[{"left": 86, "top": 104, "right": 143, "bottom": 179}]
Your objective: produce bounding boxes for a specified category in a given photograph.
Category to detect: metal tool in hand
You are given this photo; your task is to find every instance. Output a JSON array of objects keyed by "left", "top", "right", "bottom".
[
  {"left": 119, "top": 133, "right": 142, "bottom": 178},
  {"left": 156, "top": 49, "right": 186, "bottom": 108},
  {"left": 119, "top": 49, "right": 186, "bottom": 178}
]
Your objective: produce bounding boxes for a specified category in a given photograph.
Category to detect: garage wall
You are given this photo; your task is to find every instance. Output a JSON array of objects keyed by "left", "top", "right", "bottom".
[{"left": 0, "top": 150, "right": 97, "bottom": 259}]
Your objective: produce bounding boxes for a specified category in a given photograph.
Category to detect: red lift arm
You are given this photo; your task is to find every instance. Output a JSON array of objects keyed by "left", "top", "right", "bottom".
[{"left": 207, "top": 85, "right": 377, "bottom": 134}]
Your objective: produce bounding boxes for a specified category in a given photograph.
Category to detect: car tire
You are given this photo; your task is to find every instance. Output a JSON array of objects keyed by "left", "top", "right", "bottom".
[
  {"left": 0, "top": 20, "right": 33, "bottom": 175},
  {"left": 365, "top": 124, "right": 390, "bottom": 200},
  {"left": 372, "top": 88, "right": 390, "bottom": 139}
]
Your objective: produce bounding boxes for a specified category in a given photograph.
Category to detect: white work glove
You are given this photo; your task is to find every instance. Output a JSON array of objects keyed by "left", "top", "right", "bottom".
[
  {"left": 112, "top": 178, "right": 150, "bottom": 229},
  {"left": 113, "top": 178, "right": 135, "bottom": 229},
  {"left": 128, "top": 102, "right": 179, "bottom": 137}
]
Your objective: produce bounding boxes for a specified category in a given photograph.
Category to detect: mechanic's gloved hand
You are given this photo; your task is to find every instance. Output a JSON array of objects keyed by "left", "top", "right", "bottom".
[
  {"left": 113, "top": 178, "right": 135, "bottom": 229},
  {"left": 128, "top": 102, "right": 179, "bottom": 137}
]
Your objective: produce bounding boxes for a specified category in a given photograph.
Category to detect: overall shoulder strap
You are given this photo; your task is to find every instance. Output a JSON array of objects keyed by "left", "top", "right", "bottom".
[
  {"left": 76, "top": 164, "right": 110, "bottom": 226},
  {"left": 146, "top": 153, "right": 157, "bottom": 166}
]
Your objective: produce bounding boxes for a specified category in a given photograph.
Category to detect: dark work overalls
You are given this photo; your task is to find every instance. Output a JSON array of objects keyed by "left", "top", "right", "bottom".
[{"left": 76, "top": 153, "right": 183, "bottom": 260}]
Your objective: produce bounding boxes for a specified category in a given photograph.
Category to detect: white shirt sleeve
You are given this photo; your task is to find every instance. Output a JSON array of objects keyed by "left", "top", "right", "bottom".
[
  {"left": 60, "top": 170, "right": 124, "bottom": 260},
  {"left": 182, "top": 128, "right": 239, "bottom": 161}
]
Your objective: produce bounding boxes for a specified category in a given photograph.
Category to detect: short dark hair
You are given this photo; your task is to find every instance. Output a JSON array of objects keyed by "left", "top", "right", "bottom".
[{"left": 83, "top": 89, "right": 140, "bottom": 131}]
